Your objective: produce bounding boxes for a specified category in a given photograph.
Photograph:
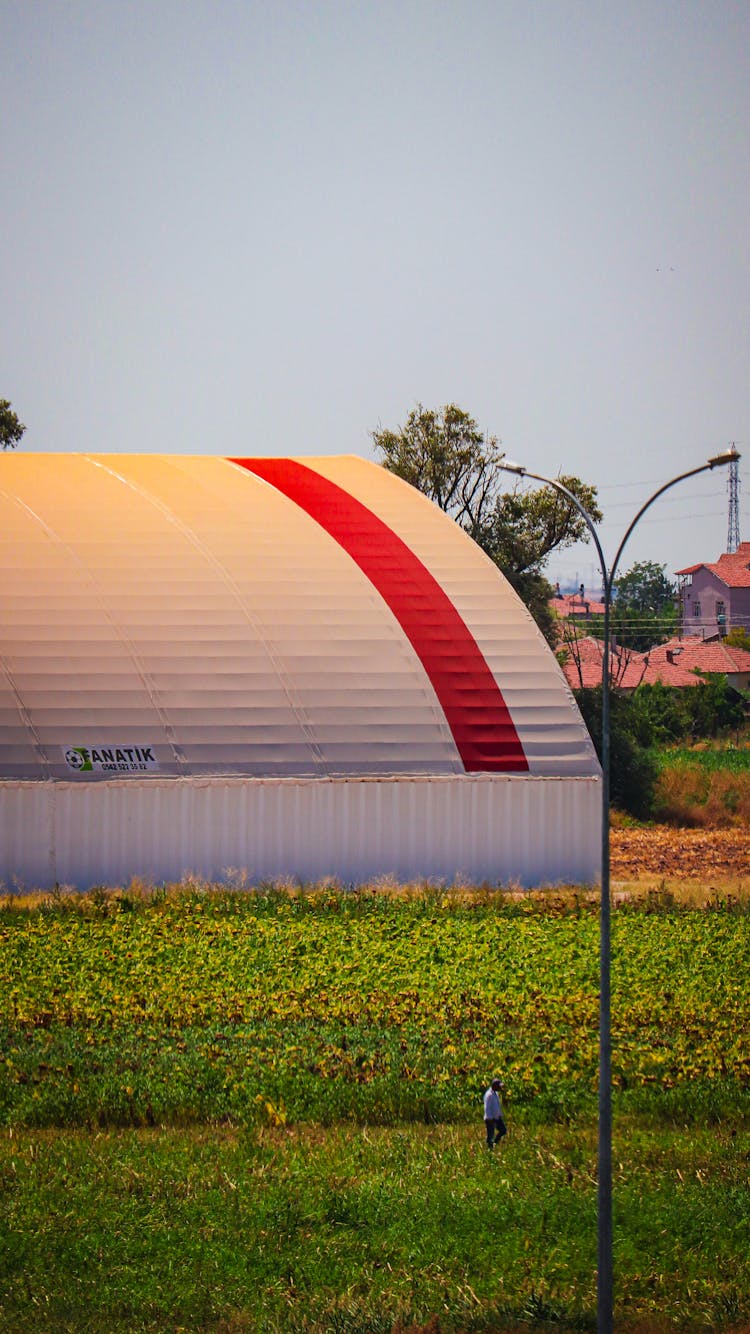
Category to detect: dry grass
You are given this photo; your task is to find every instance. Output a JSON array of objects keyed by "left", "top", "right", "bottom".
[{"left": 654, "top": 763, "right": 750, "bottom": 828}]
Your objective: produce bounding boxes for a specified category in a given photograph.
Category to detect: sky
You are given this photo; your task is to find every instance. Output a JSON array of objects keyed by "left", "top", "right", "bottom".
[{"left": 2, "top": 0, "right": 748, "bottom": 589}]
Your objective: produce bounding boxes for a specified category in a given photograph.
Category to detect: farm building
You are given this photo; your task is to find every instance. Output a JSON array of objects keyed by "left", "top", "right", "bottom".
[{"left": 0, "top": 454, "right": 601, "bottom": 890}]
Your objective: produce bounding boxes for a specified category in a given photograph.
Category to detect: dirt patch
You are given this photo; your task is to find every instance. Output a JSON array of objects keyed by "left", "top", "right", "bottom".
[{"left": 610, "top": 825, "right": 749, "bottom": 881}]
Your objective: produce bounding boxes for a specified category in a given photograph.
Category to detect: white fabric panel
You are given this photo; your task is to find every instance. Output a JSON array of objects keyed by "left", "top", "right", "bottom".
[
  {"left": 0, "top": 775, "right": 601, "bottom": 891},
  {"left": 308, "top": 456, "right": 599, "bottom": 777},
  {"left": 1, "top": 454, "right": 462, "bottom": 779},
  {"left": 1, "top": 452, "right": 599, "bottom": 782}
]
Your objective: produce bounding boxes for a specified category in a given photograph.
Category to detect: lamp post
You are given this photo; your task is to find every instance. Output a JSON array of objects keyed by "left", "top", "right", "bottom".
[{"left": 498, "top": 445, "right": 739, "bottom": 1334}]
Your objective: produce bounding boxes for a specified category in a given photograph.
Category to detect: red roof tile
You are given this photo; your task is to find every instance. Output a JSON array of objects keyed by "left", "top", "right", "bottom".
[
  {"left": 560, "top": 636, "right": 703, "bottom": 690},
  {"left": 651, "top": 637, "right": 750, "bottom": 674},
  {"left": 676, "top": 541, "right": 750, "bottom": 588}
]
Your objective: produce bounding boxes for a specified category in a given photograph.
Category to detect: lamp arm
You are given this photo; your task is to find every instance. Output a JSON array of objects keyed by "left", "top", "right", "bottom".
[{"left": 609, "top": 461, "right": 712, "bottom": 587}]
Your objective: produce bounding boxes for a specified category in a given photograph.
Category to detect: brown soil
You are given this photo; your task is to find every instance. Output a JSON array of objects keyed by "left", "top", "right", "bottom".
[{"left": 610, "top": 825, "right": 749, "bottom": 881}]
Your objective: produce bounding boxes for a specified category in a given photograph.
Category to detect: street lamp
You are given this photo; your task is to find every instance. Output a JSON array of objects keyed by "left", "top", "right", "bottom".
[{"left": 499, "top": 445, "right": 739, "bottom": 1334}]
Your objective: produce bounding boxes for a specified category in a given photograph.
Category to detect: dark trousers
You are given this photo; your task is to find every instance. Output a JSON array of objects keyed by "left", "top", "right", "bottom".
[{"left": 485, "top": 1116, "right": 506, "bottom": 1147}]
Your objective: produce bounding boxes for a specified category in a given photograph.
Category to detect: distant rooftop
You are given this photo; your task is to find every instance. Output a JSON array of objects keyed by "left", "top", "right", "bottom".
[
  {"left": 559, "top": 634, "right": 750, "bottom": 691},
  {"left": 676, "top": 541, "right": 750, "bottom": 588}
]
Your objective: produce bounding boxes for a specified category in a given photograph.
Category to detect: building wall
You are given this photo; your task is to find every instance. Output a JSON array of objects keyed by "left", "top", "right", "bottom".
[
  {"left": 681, "top": 570, "right": 750, "bottom": 638},
  {"left": 0, "top": 773, "right": 602, "bottom": 892}
]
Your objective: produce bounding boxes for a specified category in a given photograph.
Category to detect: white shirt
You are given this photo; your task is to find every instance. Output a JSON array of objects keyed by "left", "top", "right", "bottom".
[{"left": 483, "top": 1086, "right": 502, "bottom": 1119}]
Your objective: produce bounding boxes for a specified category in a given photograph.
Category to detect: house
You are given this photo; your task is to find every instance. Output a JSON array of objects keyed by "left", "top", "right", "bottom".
[
  {"left": 676, "top": 541, "right": 750, "bottom": 638},
  {"left": 560, "top": 633, "right": 750, "bottom": 693},
  {"left": 560, "top": 636, "right": 701, "bottom": 692},
  {"left": 646, "top": 638, "right": 750, "bottom": 692}
]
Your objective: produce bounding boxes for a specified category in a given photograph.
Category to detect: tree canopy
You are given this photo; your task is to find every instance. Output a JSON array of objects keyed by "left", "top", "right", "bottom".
[
  {"left": 614, "top": 560, "right": 675, "bottom": 615},
  {"left": 371, "top": 403, "right": 601, "bottom": 643},
  {"left": 608, "top": 560, "right": 677, "bottom": 650},
  {"left": 371, "top": 403, "right": 505, "bottom": 537},
  {"left": 1, "top": 399, "right": 25, "bottom": 450},
  {"left": 725, "top": 627, "right": 750, "bottom": 653}
]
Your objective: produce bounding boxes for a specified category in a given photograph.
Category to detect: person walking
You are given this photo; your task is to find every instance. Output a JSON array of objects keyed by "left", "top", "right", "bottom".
[{"left": 483, "top": 1078, "right": 507, "bottom": 1150}]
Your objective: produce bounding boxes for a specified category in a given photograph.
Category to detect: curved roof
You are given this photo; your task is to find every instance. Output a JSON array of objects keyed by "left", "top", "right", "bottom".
[{"left": 0, "top": 454, "right": 598, "bottom": 781}]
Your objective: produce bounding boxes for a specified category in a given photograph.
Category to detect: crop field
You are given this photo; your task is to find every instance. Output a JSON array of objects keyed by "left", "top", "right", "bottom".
[{"left": 1, "top": 887, "right": 749, "bottom": 1332}]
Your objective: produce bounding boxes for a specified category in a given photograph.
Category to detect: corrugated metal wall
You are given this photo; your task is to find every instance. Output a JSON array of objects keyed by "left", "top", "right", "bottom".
[{"left": 0, "top": 774, "right": 601, "bottom": 891}]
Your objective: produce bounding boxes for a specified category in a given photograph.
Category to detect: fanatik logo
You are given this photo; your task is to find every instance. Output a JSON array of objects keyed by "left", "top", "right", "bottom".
[{"left": 62, "top": 745, "right": 159, "bottom": 774}]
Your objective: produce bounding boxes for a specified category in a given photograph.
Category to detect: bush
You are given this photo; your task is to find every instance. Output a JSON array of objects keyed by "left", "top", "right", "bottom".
[
  {"left": 575, "top": 677, "right": 748, "bottom": 820},
  {"left": 574, "top": 688, "right": 658, "bottom": 819},
  {"left": 684, "top": 675, "right": 746, "bottom": 738},
  {"left": 626, "top": 681, "right": 688, "bottom": 748}
]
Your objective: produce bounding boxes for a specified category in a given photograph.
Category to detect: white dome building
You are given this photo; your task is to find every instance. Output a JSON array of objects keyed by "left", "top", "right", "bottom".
[{"left": 0, "top": 453, "right": 600, "bottom": 889}]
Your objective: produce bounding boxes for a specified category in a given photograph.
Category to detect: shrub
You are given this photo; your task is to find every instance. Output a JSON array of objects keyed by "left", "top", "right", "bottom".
[
  {"left": 574, "top": 688, "right": 658, "bottom": 819},
  {"left": 575, "top": 678, "right": 748, "bottom": 819}
]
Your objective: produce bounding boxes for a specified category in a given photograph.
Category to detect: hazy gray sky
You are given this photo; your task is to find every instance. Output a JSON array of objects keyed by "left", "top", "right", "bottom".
[{"left": 2, "top": 0, "right": 748, "bottom": 585}]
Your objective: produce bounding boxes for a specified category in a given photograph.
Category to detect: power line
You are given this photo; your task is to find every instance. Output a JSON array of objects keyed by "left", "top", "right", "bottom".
[
  {"left": 602, "top": 490, "right": 725, "bottom": 512},
  {"left": 594, "top": 509, "right": 727, "bottom": 527}
]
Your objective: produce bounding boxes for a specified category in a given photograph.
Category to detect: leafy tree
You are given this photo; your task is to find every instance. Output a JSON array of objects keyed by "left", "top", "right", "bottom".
[
  {"left": 725, "top": 627, "right": 750, "bottom": 653},
  {"left": 586, "top": 561, "right": 678, "bottom": 652},
  {"left": 684, "top": 675, "right": 746, "bottom": 738},
  {"left": 612, "top": 560, "right": 677, "bottom": 651},
  {"left": 615, "top": 560, "right": 676, "bottom": 614},
  {"left": 371, "top": 403, "right": 601, "bottom": 644},
  {"left": 574, "top": 687, "right": 658, "bottom": 819},
  {"left": 625, "top": 681, "right": 689, "bottom": 748},
  {"left": 371, "top": 403, "right": 505, "bottom": 535},
  {"left": 0, "top": 399, "right": 25, "bottom": 450}
]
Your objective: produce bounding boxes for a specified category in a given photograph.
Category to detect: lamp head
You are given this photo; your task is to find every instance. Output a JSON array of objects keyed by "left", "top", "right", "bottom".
[
  {"left": 707, "top": 445, "right": 740, "bottom": 469},
  {"left": 499, "top": 457, "right": 527, "bottom": 475}
]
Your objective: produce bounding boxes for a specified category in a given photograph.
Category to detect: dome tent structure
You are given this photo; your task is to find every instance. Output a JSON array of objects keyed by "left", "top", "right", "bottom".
[{"left": 0, "top": 453, "right": 601, "bottom": 889}]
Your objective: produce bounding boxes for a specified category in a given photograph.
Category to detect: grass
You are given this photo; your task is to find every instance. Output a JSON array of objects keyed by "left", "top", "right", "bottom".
[
  {"left": 653, "top": 763, "right": 750, "bottom": 826},
  {"left": 651, "top": 743, "right": 750, "bottom": 825},
  {"left": 1, "top": 888, "right": 749, "bottom": 1331},
  {"left": 2, "top": 1120, "right": 749, "bottom": 1333},
  {"left": 655, "top": 747, "right": 750, "bottom": 773}
]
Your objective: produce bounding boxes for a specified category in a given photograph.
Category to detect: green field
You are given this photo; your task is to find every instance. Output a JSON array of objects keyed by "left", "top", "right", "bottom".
[
  {"left": 1, "top": 888, "right": 749, "bottom": 1332},
  {"left": 656, "top": 747, "right": 750, "bottom": 773}
]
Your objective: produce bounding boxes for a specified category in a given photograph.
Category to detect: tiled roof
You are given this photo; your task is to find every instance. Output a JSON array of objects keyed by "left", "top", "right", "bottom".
[
  {"left": 676, "top": 541, "right": 750, "bottom": 588},
  {"left": 561, "top": 636, "right": 702, "bottom": 690},
  {"left": 624, "top": 656, "right": 702, "bottom": 688},
  {"left": 652, "top": 637, "right": 750, "bottom": 674}
]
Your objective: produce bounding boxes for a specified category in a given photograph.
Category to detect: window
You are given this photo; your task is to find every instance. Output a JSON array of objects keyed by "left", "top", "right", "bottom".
[{"left": 692, "top": 602, "right": 701, "bottom": 618}]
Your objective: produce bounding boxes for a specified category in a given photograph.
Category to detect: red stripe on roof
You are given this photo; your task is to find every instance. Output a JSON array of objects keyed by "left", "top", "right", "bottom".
[{"left": 231, "top": 457, "right": 528, "bottom": 773}]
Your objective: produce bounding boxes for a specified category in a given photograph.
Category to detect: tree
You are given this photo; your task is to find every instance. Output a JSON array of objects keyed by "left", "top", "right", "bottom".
[
  {"left": 584, "top": 561, "right": 677, "bottom": 652},
  {"left": 1, "top": 399, "right": 25, "bottom": 450},
  {"left": 610, "top": 561, "right": 677, "bottom": 651},
  {"left": 725, "top": 627, "right": 750, "bottom": 653},
  {"left": 614, "top": 560, "right": 675, "bottom": 615},
  {"left": 371, "top": 403, "right": 601, "bottom": 643},
  {"left": 371, "top": 403, "right": 506, "bottom": 536},
  {"left": 574, "top": 686, "right": 658, "bottom": 819}
]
